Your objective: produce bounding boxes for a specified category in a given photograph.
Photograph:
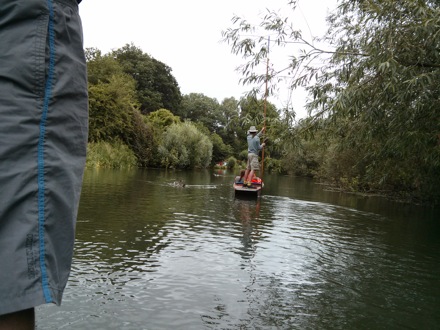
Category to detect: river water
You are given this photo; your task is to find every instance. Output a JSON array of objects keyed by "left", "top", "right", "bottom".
[{"left": 37, "top": 168, "right": 440, "bottom": 329}]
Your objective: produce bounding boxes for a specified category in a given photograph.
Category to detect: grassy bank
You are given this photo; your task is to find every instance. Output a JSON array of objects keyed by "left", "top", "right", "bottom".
[{"left": 86, "top": 140, "right": 137, "bottom": 169}]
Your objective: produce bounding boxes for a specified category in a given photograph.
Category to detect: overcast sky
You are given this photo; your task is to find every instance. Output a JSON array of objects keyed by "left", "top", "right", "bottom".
[{"left": 79, "top": 0, "right": 337, "bottom": 119}]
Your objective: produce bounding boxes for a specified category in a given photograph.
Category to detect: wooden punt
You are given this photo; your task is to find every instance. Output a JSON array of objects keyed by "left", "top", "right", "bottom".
[{"left": 233, "top": 180, "right": 263, "bottom": 197}]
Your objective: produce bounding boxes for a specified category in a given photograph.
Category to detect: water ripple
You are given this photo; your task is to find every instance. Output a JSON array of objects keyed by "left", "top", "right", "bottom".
[{"left": 36, "top": 170, "right": 440, "bottom": 330}]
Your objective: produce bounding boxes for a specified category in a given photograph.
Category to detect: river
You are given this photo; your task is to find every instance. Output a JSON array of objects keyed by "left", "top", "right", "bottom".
[{"left": 36, "top": 168, "right": 440, "bottom": 329}]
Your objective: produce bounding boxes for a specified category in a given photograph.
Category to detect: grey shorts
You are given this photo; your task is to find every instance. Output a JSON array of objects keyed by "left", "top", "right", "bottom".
[
  {"left": 0, "top": 0, "right": 88, "bottom": 315},
  {"left": 246, "top": 153, "right": 260, "bottom": 171}
]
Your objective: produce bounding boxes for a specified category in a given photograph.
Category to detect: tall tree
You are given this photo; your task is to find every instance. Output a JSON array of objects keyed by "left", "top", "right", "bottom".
[
  {"left": 218, "top": 97, "right": 242, "bottom": 153},
  {"left": 86, "top": 48, "right": 154, "bottom": 166},
  {"left": 86, "top": 50, "right": 139, "bottom": 143},
  {"left": 223, "top": 0, "right": 440, "bottom": 203},
  {"left": 239, "top": 95, "right": 279, "bottom": 125},
  {"left": 312, "top": 0, "right": 440, "bottom": 201},
  {"left": 178, "top": 93, "right": 222, "bottom": 132},
  {"left": 111, "top": 43, "right": 182, "bottom": 114}
]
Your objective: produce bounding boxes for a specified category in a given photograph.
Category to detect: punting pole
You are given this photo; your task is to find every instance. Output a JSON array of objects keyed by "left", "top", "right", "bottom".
[{"left": 261, "top": 37, "right": 270, "bottom": 180}]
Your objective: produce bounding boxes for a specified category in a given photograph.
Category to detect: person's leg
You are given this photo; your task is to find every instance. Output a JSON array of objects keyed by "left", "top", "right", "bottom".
[
  {"left": 0, "top": 0, "right": 53, "bottom": 316},
  {"left": 0, "top": 308, "right": 35, "bottom": 330},
  {"left": 243, "top": 155, "right": 251, "bottom": 184},
  {"left": 238, "top": 170, "right": 245, "bottom": 183},
  {"left": 0, "top": 0, "right": 87, "bottom": 317},
  {"left": 243, "top": 169, "right": 249, "bottom": 183},
  {"left": 248, "top": 170, "right": 255, "bottom": 186},
  {"left": 248, "top": 154, "right": 260, "bottom": 187}
]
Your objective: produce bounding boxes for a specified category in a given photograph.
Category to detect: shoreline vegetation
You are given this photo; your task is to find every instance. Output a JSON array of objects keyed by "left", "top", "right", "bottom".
[
  {"left": 84, "top": 0, "right": 440, "bottom": 207},
  {"left": 86, "top": 141, "right": 137, "bottom": 169},
  {"left": 84, "top": 142, "right": 435, "bottom": 207}
]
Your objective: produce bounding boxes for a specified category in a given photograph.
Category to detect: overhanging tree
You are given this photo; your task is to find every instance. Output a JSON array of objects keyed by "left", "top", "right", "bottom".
[{"left": 223, "top": 0, "right": 440, "bottom": 203}]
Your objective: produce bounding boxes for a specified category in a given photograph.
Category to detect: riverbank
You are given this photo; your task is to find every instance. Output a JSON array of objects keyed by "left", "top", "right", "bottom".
[{"left": 317, "top": 181, "right": 438, "bottom": 207}]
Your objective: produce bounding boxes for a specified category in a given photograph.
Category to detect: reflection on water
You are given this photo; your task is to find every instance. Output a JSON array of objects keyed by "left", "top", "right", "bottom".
[{"left": 37, "top": 169, "right": 440, "bottom": 329}]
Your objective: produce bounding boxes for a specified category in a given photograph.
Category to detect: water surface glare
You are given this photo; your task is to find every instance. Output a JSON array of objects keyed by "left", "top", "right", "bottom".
[{"left": 37, "top": 169, "right": 440, "bottom": 329}]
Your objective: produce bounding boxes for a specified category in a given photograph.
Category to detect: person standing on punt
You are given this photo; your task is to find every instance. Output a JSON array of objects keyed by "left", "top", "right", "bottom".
[
  {"left": 0, "top": 0, "right": 88, "bottom": 328},
  {"left": 243, "top": 126, "right": 265, "bottom": 188}
]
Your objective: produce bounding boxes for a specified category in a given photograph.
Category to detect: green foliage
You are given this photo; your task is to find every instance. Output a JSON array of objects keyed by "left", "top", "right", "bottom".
[
  {"left": 147, "top": 108, "right": 181, "bottom": 129},
  {"left": 86, "top": 48, "right": 124, "bottom": 85},
  {"left": 124, "top": 111, "right": 156, "bottom": 167},
  {"left": 239, "top": 96, "right": 280, "bottom": 125},
  {"left": 111, "top": 43, "right": 182, "bottom": 114},
  {"left": 217, "top": 97, "right": 242, "bottom": 153},
  {"left": 178, "top": 93, "right": 222, "bottom": 132},
  {"left": 210, "top": 132, "right": 233, "bottom": 165},
  {"left": 158, "top": 122, "right": 213, "bottom": 169},
  {"left": 226, "top": 156, "right": 237, "bottom": 170},
  {"left": 281, "top": 138, "right": 324, "bottom": 178},
  {"left": 86, "top": 50, "right": 155, "bottom": 166},
  {"left": 238, "top": 95, "right": 284, "bottom": 158},
  {"left": 239, "top": 149, "right": 248, "bottom": 162},
  {"left": 175, "top": 94, "right": 250, "bottom": 158},
  {"left": 86, "top": 140, "right": 137, "bottom": 169},
  {"left": 263, "top": 157, "right": 284, "bottom": 174},
  {"left": 223, "top": 0, "right": 440, "bottom": 204},
  {"left": 88, "top": 73, "right": 139, "bottom": 143},
  {"left": 315, "top": 0, "right": 440, "bottom": 203}
]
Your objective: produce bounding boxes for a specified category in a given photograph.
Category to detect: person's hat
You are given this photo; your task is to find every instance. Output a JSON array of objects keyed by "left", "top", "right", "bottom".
[{"left": 248, "top": 126, "right": 258, "bottom": 133}]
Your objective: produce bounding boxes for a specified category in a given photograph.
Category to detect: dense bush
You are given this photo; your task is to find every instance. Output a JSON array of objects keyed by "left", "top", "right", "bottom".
[
  {"left": 226, "top": 156, "right": 237, "bottom": 170},
  {"left": 158, "top": 122, "right": 213, "bottom": 169},
  {"left": 86, "top": 140, "right": 137, "bottom": 169},
  {"left": 123, "top": 111, "right": 155, "bottom": 167}
]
